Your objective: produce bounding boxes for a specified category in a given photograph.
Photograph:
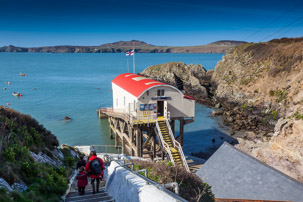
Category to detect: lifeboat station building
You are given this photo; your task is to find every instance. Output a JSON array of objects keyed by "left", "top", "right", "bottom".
[{"left": 99, "top": 73, "right": 195, "bottom": 171}]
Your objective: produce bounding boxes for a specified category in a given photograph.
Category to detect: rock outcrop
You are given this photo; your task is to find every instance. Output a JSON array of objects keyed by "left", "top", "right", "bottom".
[
  {"left": 211, "top": 37, "right": 303, "bottom": 182},
  {"left": 140, "top": 62, "right": 213, "bottom": 105}
]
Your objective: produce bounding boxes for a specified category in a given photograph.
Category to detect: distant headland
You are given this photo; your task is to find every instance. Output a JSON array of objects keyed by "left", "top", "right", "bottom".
[{"left": 0, "top": 40, "right": 247, "bottom": 53}]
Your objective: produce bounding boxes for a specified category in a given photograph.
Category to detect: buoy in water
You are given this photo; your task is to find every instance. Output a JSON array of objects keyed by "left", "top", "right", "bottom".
[
  {"left": 7, "top": 103, "right": 10, "bottom": 106},
  {"left": 20, "top": 94, "right": 22, "bottom": 96},
  {"left": 7, "top": 82, "right": 10, "bottom": 85}
]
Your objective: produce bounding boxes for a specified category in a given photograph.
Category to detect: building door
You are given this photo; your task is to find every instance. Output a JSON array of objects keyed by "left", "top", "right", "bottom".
[
  {"left": 157, "top": 101, "right": 167, "bottom": 117},
  {"left": 157, "top": 101, "right": 164, "bottom": 117}
]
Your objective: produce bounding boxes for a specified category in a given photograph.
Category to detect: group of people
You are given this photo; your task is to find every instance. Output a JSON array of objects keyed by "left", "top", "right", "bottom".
[{"left": 76, "top": 151, "right": 105, "bottom": 195}]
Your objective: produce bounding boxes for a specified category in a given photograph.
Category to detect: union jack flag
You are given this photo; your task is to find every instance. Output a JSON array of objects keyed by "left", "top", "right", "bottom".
[{"left": 126, "top": 50, "right": 134, "bottom": 56}]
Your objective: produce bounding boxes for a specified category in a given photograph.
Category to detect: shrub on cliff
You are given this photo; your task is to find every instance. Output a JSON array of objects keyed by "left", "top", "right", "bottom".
[
  {"left": 0, "top": 106, "right": 78, "bottom": 202},
  {"left": 130, "top": 159, "right": 214, "bottom": 202}
]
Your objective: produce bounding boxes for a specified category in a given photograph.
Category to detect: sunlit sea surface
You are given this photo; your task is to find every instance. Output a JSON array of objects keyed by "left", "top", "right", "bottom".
[{"left": 0, "top": 53, "right": 233, "bottom": 155}]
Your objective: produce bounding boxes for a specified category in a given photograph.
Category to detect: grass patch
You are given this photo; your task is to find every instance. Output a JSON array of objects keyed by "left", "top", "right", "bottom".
[
  {"left": 269, "top": 89, "right": 287, "bottom": 102},
  {"left": 294, "top": 111, "right": 303, "bottom": 120}
]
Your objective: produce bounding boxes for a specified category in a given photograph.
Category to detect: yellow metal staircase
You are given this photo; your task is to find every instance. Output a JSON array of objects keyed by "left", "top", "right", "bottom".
[{"left": 156, "top": 119, "right": 190, "bottom": 172}]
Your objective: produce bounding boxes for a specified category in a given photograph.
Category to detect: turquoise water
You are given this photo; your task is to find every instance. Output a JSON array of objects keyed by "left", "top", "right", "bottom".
[{"left": 0, "top": 53, "right": 230, "bottom": 154}]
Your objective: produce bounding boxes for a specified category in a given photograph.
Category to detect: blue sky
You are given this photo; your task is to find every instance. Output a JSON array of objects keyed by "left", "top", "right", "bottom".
[{"left": 0, "top": 0, "right": 303, "bottom": 47}]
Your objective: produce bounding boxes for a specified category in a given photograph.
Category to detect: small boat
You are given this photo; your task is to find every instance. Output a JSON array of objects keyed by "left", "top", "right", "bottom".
[
  {"left": 20, "top": 72, "right": 26, "bottom": 76},
  {"left": 12, "top": 92, "right": 22, "bottom": 97}
]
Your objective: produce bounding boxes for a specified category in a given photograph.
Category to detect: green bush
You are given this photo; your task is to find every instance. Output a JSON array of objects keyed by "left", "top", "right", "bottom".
[
  {"left": 131, "top": 160, "right": 215, "bottom": 202},
  {"left": 0, "top": 107, "right": 77, "bottom": 202}
]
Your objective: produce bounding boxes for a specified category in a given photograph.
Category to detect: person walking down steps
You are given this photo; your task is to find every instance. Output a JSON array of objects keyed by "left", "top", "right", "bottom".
[
  {"left": 76, "top": 155, "right": 86, "bottom": 170},
  {"left": 75, "top": 166, "right": 88, "bottom": 195},
  {"left": 85, "top": 151, "right": 105, "bottom": 194}
]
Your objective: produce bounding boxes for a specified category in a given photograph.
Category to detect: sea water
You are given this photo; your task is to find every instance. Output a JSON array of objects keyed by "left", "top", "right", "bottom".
[{"left": 0, "top": 53, "right": 232, "bottom": 155}]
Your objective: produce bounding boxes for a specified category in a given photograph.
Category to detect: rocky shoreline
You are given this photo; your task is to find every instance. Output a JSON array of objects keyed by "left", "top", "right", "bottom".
[{"left": 141, "top": 37, "right": 303, "bottom": 182}]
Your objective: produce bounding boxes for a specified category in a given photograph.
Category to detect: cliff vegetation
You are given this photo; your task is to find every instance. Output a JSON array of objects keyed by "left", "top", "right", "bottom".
[{"left": 0, "top": 106, "right": 79, "bottom": 202}]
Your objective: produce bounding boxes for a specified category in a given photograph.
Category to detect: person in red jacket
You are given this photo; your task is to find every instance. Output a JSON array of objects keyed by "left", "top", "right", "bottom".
[
  {"left": 85, "top": 151, "right": 105, "bottom": 194},
  {"left": 75, "top": 166, "right": 88, "bottom": 195}
]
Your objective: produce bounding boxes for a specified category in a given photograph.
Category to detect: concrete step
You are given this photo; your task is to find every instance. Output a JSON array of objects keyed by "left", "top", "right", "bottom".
[
  {"left": 67, "top": 189, "right": 105, "bottom": 197},
  {"left": 66, "top": 186, "right": 114, "bottom": 202},
  {"left": 66, "top": 193, "right": 113, "bottom": 202}
]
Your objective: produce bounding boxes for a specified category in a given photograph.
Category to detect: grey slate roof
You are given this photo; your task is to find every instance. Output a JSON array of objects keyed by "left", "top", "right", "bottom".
[{"left": 196, "top": 142, "right": 303, "bottom": 202}]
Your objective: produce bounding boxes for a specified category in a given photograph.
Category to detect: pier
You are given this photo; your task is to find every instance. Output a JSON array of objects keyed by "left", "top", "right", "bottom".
[{"left": 97, "top": 107, "right": 201, "bottom": 172}]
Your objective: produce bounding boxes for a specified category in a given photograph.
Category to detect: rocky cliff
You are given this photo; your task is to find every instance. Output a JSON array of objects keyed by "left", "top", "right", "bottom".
[
  {"left": 0, "top": 40, "right": 246, "bottom": 53},
  {"left": 211, "top": 37, "right": 303, "bottom": 182},
  {"left": 140, "top": 62, "right": 213, "bottom": 105},
  {"left": 140, "top": 37, "right": 303, "bottom": 182}
]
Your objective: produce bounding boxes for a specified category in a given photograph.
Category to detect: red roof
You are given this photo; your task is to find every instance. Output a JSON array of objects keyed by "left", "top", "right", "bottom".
[{"left": 112, "top": 73, "right": 170, "bottom": 97}]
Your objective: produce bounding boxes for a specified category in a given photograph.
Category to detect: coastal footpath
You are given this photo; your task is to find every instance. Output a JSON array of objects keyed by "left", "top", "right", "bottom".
[
  {"left": 0, "top": 40, "right": 246, "bottom": 53},
  {"left": 141, "top": 37, "right": 303, "bottom": 182}
]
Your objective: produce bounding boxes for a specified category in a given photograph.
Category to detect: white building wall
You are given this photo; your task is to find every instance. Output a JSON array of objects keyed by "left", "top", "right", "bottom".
[
  {"left": 137, "top": 86, "right": 195, "bottom": 118},
  {"left": 105, "top": 161, "right": 179, "bottom": 202},
  {"left": 112, "top": 83, "right": 138, "bottom": 115}
]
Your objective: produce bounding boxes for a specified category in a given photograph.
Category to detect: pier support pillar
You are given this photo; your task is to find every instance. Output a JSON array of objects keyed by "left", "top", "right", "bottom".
[
  {"left": 110, "top": 128, "right": 113, "bottom": 139},
  {"left": 136, "top": 128, "right": 142, "bottom": 157},
  {"left": 152, "top": 133, "right": 156, "bottom": 160},
  {"left": 122, "top": 137, "right": 125, "bottom": 154},
  {"left": 179, "top": 119, "right": 184, "bottom": 147},
  {"left": 170, "top": 120, "right": 175, "bottom": 136},
  {"left": 115, "top": 131, "right": 118, "bottom": 148}
]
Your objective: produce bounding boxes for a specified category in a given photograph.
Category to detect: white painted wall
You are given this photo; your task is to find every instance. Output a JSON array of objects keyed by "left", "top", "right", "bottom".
[
  {"left": 112, "top": 83, "right": 138, "bottom": 115},
  {"left": 137, "top": 86, "right": 195, "bottom": 118},
  {"left": 105, "top": 161, "right": 181, "bottom": 202}
]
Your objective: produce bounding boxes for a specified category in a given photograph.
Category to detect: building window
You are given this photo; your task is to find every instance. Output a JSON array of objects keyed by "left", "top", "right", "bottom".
[
  {"left": 124, "top": 96, "right": 126, "bottom": 106},
  {"left": 157, "top": 89, "right": 165, "bottom": 96},
  {"left": 147, "top": 90, "right": 149, "bottom": 96},
  {"left": 116, "top": 98, "right": 118, "bottom": 107}
]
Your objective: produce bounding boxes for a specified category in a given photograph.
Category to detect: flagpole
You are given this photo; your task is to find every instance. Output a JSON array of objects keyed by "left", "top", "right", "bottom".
[
  {"left": 127, "top": 57, "right": 129, "bottom": 73},
  {"left": 133, "top": 49, "right": 135, "bottom": 73}
]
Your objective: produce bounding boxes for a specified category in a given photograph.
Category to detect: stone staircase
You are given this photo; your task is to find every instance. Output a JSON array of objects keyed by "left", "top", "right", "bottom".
[{"left": 65, "top": 179, "right": 114, "bottom": 202}]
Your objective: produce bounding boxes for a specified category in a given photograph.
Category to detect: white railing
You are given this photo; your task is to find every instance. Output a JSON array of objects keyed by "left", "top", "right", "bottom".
[
  {"left": 132, "top": 114, "right": 155, "bottom": 122},
  {"left": 165, "top": 119, "right": 190, "bottom": 172},
  {"left": 155, "top": 120, "right": 175, "bottom": 165},
  {"left": 91, "top": 145, "right": 123, "bottom": 154},
  {"left": 165, "top": 111, "right": 171, "bottom": 121}
]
